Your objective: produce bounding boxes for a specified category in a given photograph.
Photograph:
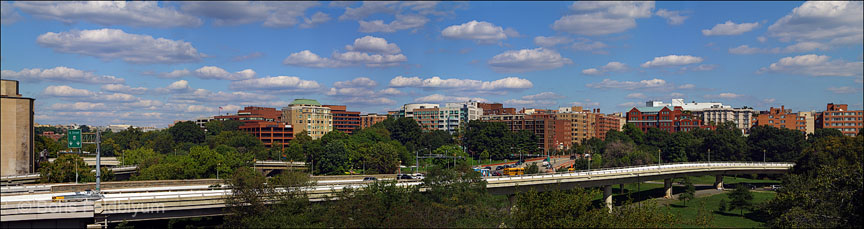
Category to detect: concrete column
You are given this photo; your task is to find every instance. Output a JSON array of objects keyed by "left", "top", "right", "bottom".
[
  {"left": 619, "top": 183, "right": 625, "bottom": 194},
  {"left": 714, "top": 175, "right": 724, "bottom": 190},
  {"left": 663, "top": 178, "right": 673, "bottom": 199},
  {"left": 604, "top": 185, "right": 613, "bottom": 213}
]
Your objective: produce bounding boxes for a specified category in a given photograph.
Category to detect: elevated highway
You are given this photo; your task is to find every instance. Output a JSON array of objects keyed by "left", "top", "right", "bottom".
[{"left": 1, "top": 162, "right": 793, "bottom": 227}]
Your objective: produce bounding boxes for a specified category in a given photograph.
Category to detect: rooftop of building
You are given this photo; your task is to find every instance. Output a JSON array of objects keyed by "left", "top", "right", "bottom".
[{"left": 290, "top": 99, "right": 321, "bottom": 106}]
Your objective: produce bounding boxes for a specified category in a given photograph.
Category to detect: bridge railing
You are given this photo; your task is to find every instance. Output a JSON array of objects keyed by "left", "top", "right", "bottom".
[{"left": 485, "top": 161, "right": 794, "bottom": 182}]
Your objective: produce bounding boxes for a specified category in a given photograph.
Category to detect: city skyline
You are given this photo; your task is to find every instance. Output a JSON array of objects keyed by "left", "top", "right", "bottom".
[{"left": 1, "top": 1, "right": 862, "bottom": 127}]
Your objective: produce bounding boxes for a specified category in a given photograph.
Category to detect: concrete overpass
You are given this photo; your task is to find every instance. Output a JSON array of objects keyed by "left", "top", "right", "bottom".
[
  {"left": 1, "top": 166, "right": 138, "bottom": 186},
  {"left": 1, "top": 162, "right": 793, "bottom": 227}
]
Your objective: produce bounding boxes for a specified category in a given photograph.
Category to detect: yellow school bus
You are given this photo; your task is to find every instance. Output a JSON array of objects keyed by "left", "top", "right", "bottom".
[{"left": 503, "top": 167, "right": 524, "bottom": 176}]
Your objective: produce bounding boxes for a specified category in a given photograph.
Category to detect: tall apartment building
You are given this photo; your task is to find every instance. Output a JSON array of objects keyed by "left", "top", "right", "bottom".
[
  {"left": 626, "top": 106, "right": 711, "bottom": 133},
  {"left": 701, "top": 106, "right": 755, "bottom": 134},
  {"left": 282, "top": 99, "right": 332, "bottom": 139},
  {"left": 752, "top": 106, "right": 808, "bottom": 133},
  {"left": 816, "top": 103, "right": 863, "bottom": 136},
  {"left": 798, "top": 111, "right": 816, "bottom": 135},
  {"left": 395, "top": 101, "right": 482, "bottom": 133},
  {"left": 595, "top": 113, "right": 623, "bottom": 140},
  {"left": 1, "top": 79, "right": 35, "bottom": 176},
  {"left": 481, "top": 114, "right": 571, "bottom": 152},
  {"left": 323, "top": 105, "right": 360, "bottom": 134},
  {"left": 555, "top": 107, "right": 595, "bottom": 145},
  {"left": 239, "top": 121, "right": 293, "bottom": 148},
  {"left": 555, "top": 106, "right": 623, "bottom": 145},
  {"left": 360, "top": 113, "right": 387, "bottom": 129}
]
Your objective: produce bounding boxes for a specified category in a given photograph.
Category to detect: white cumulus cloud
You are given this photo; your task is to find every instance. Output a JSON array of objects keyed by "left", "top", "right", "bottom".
[
  {"left": 1, "top": 66, "right": 125, "bottom": 84},
  {"left": 553, "top": 1, "right": 654, "bottom": 35},
  {"left": 230, "top": 76, "right": 321, "bottom": 92},
  {"left": 284, "top": 36, "right": 407, "bottom": 68},
  {"left": 488, "top": 48, "right": 573, "bottom": 73},
  {"left": 388, "top": 76, "right": 533, "bottom": 92},
  {"left": 534, "top": 36, "right": 572, "bottom": 48},
  {"left": 767, "top": 1, "right": 863, "bottom": 44},
  {"left": 414, "top": 94, "right": 487, "bottom": 103},
  {"left": 193, "top": 66, "right": 256, "bottom": 80},
  {"left": 582, "top": 62, "right": 628, "bottom": 75},
  {"left": 758, "top": 54, "right": 863, "bottom": 77},
  {"left": 655, "top": 9, "right": 687, "bottom": 25},
  {"left": 14, "top": 1, "right": 201, "bottom": 27},
  {"left": 345, "top": 36, "right": 402, "bottom": 54},
  {"left": 42, "top": 85, "right": 97, "bottom": 97},
  {"left": 641, "top": 55, "right": 703, "bottom": 68},
  {"left": 359, "top": 14, "right": 428, "bottom": 33},
  {"left": 702, "top": 21, "right": 759, "bottom": 36},
  {"left": 101, "top": 84, "right": 147, "bottom": 94},
  {"left": 442, "top": 20, "right": 509, "bottom": 43},
  {"left": 37, "top": 28, "right": 205, "bottom": 64},
  {"left": 181, "top": 2, "right": 324, "bottom": 28}
]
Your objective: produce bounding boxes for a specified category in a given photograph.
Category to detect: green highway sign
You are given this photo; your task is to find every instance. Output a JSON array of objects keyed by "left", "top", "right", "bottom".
[{"left": 67, "top": 129, "right": 82, "bottom": 148}]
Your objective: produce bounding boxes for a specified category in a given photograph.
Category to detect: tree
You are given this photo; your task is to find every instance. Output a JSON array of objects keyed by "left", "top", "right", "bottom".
[
  {"left": 696, "top": 122, "right": 747, "bottom": 161},
  {"left": 311, "top": 140, "right": 351, "bottom": 175},
  {"left": 808, "top": 128, "right": 843, "bottom": 141},
  {"left": 431, "top": 144, "right": 468, "bottom": 168},
  {"left": 728, "top": 184, "right": 753, "bottom": 216},
  {"left": 747, "top": 125, "right": 807, "bottom": 162},
  {"left": 419, "top": 130, "right": 453, "bottom": 152},
  {"left": 679, "top": 177, "right": 695, "bottom": 206},
  {"left": 622, "top": 123, "right": 645, "bottom": 145},
  {"left": 718, "top": 198, "right": 728, "bottom": 213},
  {"left": 525, "top": 162, "right": 539, "bottom": 174},
  {"left": 464, "top": 121, "right": 511, "bottom": 160},
  {"left": 762, "top": 135, "right": 862, "bottom": 228},
  {"left": 38, "top": 153, "right": 92, "bottom": 183},
  {"left": 79, "top": 125, "right": 91, "bottom": 133},
  {"left": 204, "top": 120, "right": 225, "bottom": 136},
  {"left": 169, "top": 121, "right": 205, "bottom": 144},
  {"left": 224, "top": 167, "right": 271, "bottom": 228},
  {"left": 663, "top": 131, "right": 700, "bottom": 162}
]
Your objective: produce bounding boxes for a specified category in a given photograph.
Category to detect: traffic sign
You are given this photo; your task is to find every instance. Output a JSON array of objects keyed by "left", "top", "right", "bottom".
[{"left": 68, "top": 129, "right": 82, "bottom": 148}]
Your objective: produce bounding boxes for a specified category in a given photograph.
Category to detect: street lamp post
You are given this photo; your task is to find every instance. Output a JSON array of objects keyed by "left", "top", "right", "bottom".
[
  {"left": 658, "top": 149, "right": 661, "bottom": 166},
  {"left": 763, "top": 149, "right": 766, "bottom": 163},
  {"left": 708, "top": 148, "right": 711, "bottom": 164}
]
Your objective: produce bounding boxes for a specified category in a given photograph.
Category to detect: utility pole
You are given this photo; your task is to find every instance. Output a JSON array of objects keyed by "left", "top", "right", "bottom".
[
  {"left": 658, "top": 149, "right": 661, "bottom": 166},
  {"left": 763, "top": 149, "right": 766, "bottom": 163},
  {"left": 708, "top": 148, "right": 711, "bottom": 164},
  {"left": 96, "top": 130, "right": 101, "bottom": 194}
]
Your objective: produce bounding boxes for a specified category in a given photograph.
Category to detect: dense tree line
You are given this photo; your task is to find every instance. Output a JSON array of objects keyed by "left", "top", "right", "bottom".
[
  {"left": 223, "top": 164, "right": 696, "bottom": 228},
  {"left": 566, "top": 122, "right": 829, "bottom": 170}
]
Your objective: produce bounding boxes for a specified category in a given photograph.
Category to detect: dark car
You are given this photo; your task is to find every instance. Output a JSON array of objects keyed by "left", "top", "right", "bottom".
[
  {"left": 492, "top": 171, "right": 502, "bottom": 176},
  {"left": 363, "top": 177, "right": 377, "bottom": 181},
  {"left": 399, "top": 174, "right": 414, "bottom": 180},
  {"left": 484, "top": 166, "right": 492, "bottom": 170},
  {"left": 496, "top": 166, "right": 504, "bottom": 170}
]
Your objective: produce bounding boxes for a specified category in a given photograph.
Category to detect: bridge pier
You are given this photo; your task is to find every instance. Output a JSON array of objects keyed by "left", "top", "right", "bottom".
[
  {"left": 714, "top": 175, "right": 724, "bottom": 190},
  {"left": 603, "top": 185, "right": 613, "bottom": 213},
  {"left": 663, "top": 178, "right": 673, "bottom": 199},
  {"left": 619, "top": 184, "right": 625, "bottom": 194}
]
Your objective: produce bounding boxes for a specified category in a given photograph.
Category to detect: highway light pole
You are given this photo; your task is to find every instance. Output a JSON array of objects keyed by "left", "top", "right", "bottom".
[
  {"left": 658, "top": 149, "right": 661, "bottom": 166},
  {"left": 763, "top": 149, "right": 766, "bottom": 163}
]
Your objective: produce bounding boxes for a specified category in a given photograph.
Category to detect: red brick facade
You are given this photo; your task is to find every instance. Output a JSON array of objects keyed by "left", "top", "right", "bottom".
[
  {"left": 626, "top": 106, "right": 712, "bottom": 133},
  {"left": 817, "top": 103, "right": 863, "bottom": 136},
  {"left": 324, "top": 105, "right": 361, "bottom": 134}
]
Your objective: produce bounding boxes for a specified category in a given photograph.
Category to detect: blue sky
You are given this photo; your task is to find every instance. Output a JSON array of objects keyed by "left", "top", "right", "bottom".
[{"left": 1, "top": 1, "right": 862, "bottom": 127}]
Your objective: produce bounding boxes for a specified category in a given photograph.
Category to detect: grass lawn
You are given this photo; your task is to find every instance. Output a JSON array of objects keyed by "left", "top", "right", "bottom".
[{"left": 666, "top": 191, "right": 776, "bottom": 228}]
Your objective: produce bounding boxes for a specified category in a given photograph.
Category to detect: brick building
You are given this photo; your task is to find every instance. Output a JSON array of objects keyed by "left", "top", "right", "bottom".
[
  {"left": 752, "top": 106, "right": 807, "bottom": 133},
  {"left": 238, "top": 121, "right": 293, "bottom": 148},
  {"left": 626, "top": 106, "right": 711, "bottom": 133},
  {"left": 324, "top": 105, "right": 360, "bottom": 134},
  {"left": 477, "top": 102, "right": 516, "bottom": 115},
  {"left": 816, "top": 103, "right": 863, "bottom": 136},
  {"left": 360, "top": 113, "right": 387, "bottom": 129},
  {"left": 214, "top": 106, "right": 282, "bottom": 124},
  {"left": 481, "top": 113, "right": 571, "bottom": 152}
]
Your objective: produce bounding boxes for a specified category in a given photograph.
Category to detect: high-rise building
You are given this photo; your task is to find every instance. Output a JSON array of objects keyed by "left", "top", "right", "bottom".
[
  {"left": 627, "top": 106, "right": 711, "bottom": 133},
  {"left": 555, "top": 107, "right": 595, "bottom": 145},
  {"left": 595, "top": 112, "right": 623, "bottom": 141},
  {"left": 324, "top": 105, "right": 360, "bottom": 134},
  {"left": 798, "top": 111, "right": 816, "bottom": 135},
  {"left": 481, "top": 113, "right": 571, "bottom": 152},
  {"left": 1, "top": 79, "right": 35, "bottom": 176},
  {"left": 282, "top": 99, "right": 332, "bottom": 139},
  {"left": 816, "top": 103, "right": 863, "bottom": 136},
  {"left": 701, "top": 106, "right": 755, "bottom": 134},
  {"left": 394, "top": 101, "right": 482, "bottom": 133},
  {"left": 752, "top": 106, "right": 807, "bottom": 133},
  {"left": 555, "top": 106, "right": 623, "bottom": 145},
  {"left": 360, "top": 113, "right": 387, "bottom": 129}
]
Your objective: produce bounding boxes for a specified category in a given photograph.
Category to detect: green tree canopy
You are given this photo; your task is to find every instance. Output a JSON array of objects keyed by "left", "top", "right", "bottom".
[{"left": 169, "top": 121, "right": 205, "bottom": 144}]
